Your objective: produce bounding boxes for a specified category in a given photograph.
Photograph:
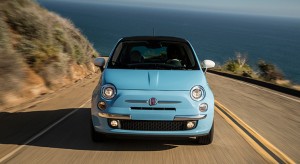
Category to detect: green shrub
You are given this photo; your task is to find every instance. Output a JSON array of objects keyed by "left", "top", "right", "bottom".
[
  {"left": 223, "top": 52, "right": 254, "bottom": 77},
  {"left": 224, "top": 59, "right": 239, "bottom": 72},
  {"left": 257, "top": 60, "right": 284, "bottom": 81}
]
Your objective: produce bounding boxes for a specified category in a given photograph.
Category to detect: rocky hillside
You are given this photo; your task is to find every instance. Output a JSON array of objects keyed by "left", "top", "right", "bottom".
[{"left": 0, "top": 0, "right": 100, "bottom": 108}]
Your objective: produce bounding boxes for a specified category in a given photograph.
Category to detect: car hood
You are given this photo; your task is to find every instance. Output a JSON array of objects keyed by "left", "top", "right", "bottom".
[{"left": 102, "top": 69, "right": 206, "bottom": 91}]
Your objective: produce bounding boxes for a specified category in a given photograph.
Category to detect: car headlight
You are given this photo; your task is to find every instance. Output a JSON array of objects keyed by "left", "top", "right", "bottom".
[
  {"left": 101, "top": 84, "right": 116, "bottom": 99},
  {"left": 190, "top": 85, "right": 205, "bottom": 101}
]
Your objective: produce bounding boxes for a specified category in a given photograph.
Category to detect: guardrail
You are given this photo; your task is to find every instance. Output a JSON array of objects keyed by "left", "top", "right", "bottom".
[{"left": 208, "top": 70, "right": 300, "bottom": 98}]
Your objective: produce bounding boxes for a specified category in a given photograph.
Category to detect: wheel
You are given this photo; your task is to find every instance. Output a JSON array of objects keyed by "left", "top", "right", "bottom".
[
  {"left": 90, "top": 120, "right": 106, "bottom": 142},
  {"left": 196, "top": 123, "right": 214, "bottom": 145}
]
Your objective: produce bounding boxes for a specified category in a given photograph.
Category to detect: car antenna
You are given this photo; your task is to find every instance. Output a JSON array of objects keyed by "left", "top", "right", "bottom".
[{"left": 152, "top": 28, "right": 155, "bottom": 36}]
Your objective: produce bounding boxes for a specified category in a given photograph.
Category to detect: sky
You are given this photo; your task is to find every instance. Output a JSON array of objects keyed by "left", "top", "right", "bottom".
[{"left": 39, "top": 0, "right": 300, "bottom": 18}]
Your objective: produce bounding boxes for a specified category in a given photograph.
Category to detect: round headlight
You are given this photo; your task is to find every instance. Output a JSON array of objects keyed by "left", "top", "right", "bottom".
[
  {"left": 102, "top": 84, "right": 116, "bottom": 99},
  {"left": 190, "top": 86, "right": 205, "bottom": 101}
]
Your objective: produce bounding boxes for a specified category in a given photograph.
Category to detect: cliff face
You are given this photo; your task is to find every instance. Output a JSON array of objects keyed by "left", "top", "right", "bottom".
[{"left": 0, "top": 0, "right": 100, "bottom": 108}]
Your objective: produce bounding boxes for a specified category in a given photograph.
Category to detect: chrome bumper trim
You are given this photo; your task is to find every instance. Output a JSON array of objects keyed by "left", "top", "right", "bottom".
[
  {"left": 158, "top": 101, "right": 181, "bottom": 104},
  {"left": 125, "top": 100, "right": 147, "bottom": 104},
  {"left": 125, "top": 100, "right": 181, "bottom": 104},
  {"left": 98, "top": 113, "right": 206, "bottom": 121},
  {"left": 98, "top": 113, "right": 131, "bottom": 120},
  {"left": 173, "top": 114, "right": 207, "bottom": 120}
]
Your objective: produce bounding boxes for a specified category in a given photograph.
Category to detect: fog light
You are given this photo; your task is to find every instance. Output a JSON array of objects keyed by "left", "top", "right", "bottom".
[
  {"left": 187, "top": 121, "right": 196, "bottom": 129},
  {"left": 199, "top": 103, "right": 208, "bottom": 112},
  {"left": 97, "top": 101, "right": 106, "bottom": 110},
  {"left": 110, "top": 120, "right": 119, "bottom": 127}
]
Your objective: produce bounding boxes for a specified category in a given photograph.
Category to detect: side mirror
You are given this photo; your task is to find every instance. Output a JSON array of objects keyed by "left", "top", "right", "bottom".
[
  {"left": 202, "top": 60, "right": 215, "bottom": 72},
  {"left": 94, "top": 57, "right": 105, "bottom": 72}
]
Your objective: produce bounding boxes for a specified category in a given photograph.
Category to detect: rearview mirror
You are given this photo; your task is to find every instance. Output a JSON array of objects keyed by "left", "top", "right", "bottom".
[
  {"left": 202, "top": 60, "right": 215, "bottom": 73},
  {"left": 94, "top": 57, "right": 105, "bottom": 72},
  {"left": 203, "top": 60, "right": 215, "bottom": 68}
]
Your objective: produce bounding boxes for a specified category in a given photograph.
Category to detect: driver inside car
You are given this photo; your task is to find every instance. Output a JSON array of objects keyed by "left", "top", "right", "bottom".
[{"left": 166, "top": 45, "right": 185, "bottom": 67}]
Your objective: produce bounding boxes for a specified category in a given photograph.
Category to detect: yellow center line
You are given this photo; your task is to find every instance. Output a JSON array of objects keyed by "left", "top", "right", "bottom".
[{"left": 215, "top": 99, "right": 295, "bottom": 164}]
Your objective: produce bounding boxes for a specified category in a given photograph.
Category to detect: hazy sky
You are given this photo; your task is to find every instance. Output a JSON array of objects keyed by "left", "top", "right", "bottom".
[{"left": 40, "top": 0, "right": 300, "bottom": 18}]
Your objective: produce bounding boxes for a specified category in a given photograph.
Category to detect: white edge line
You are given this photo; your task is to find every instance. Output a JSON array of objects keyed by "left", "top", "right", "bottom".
[
  {"left": 208, "top": 72, "right": 300, "bottom": 103},
  {"left": 0, "top": 99, "right": 91, "bottom": 163}
]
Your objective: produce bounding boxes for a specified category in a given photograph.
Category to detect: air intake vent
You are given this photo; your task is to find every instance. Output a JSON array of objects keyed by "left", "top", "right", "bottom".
[{"left": 120, "top": 120, "right": 194, "bottom": 131}]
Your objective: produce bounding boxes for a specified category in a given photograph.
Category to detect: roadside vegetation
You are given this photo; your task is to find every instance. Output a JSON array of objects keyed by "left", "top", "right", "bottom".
[
  {"left": 0, "top": 0, "right": 100, "bottom": 108},
  {"left": 222, "top": 52, "right": 255, "bottom": 78},
  {"left": 213, "top": 52, "right": 297, "bottom": 89}
]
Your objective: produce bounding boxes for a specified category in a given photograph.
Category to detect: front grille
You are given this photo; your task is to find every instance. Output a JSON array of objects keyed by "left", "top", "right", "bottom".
[
  {"left": 131, "top": 107, "right": 176, "bottom": 110},
  {"left": 118, "top": 120, "right": 195, "bottom": 131}
]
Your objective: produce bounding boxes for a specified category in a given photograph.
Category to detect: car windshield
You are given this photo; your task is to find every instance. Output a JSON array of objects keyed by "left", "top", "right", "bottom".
[{"left": 107, "top": 40, "right": 200, "bottom": 70}]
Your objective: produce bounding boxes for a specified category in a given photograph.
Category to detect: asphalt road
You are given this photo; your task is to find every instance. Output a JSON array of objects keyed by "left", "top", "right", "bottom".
[
  {"left": 207, "top": 73, "right": 300, "bottom": 163},
  {"left": 0, "top": 72, "right": 299, "bottom": 163}
]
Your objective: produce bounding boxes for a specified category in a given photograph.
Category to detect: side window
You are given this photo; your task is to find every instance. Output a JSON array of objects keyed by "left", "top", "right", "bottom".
[{"left": 109, "top": 42, "right": 123, "bottom": 67}]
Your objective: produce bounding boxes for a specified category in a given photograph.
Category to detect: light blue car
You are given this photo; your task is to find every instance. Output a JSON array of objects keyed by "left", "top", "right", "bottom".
[{"left": 91, "top": 36, "right": 215, "bottom": 144}]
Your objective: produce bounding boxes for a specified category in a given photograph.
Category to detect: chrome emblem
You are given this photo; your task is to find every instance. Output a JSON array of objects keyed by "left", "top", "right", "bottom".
[{"left": 148, "top": 97, "right": 158, "bottom": 106}]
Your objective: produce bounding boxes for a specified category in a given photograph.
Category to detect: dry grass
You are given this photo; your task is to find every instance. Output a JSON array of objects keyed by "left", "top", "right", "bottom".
[{"left": 0, "top": 0, "right": 99, "bottom": 107}]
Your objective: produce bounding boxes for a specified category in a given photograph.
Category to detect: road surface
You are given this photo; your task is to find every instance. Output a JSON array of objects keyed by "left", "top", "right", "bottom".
[
  {"left": 207, "top": 73, "right": 300, "bottom": 162},
  {"left": 0, "top": 72, "right": 299, "bottom": 163}
]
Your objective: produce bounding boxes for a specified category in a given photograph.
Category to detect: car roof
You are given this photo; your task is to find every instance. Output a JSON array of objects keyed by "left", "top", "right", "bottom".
[{"left": 120, "top": 36, "right": 189, "bottom": 43}]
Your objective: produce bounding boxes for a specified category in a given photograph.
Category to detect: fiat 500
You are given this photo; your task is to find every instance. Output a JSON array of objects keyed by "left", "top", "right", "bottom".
[{"left": 91, "top": 36, "right": 215, "bottom": 144}]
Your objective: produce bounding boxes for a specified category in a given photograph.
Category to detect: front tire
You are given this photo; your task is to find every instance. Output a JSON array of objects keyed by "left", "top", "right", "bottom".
[{"left": 196, "top": 123, "right": 214, "bottom": 145}]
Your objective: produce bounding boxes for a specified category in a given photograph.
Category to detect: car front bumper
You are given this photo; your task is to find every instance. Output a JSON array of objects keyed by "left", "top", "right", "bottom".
[{"left": 91, "top": 89, "right": 214, "bottom": 137}]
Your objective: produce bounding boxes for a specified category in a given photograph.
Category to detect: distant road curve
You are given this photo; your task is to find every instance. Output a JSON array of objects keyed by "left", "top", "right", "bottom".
[{"left": 208, "top": 70, "right": 300, "bottom": 98}]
